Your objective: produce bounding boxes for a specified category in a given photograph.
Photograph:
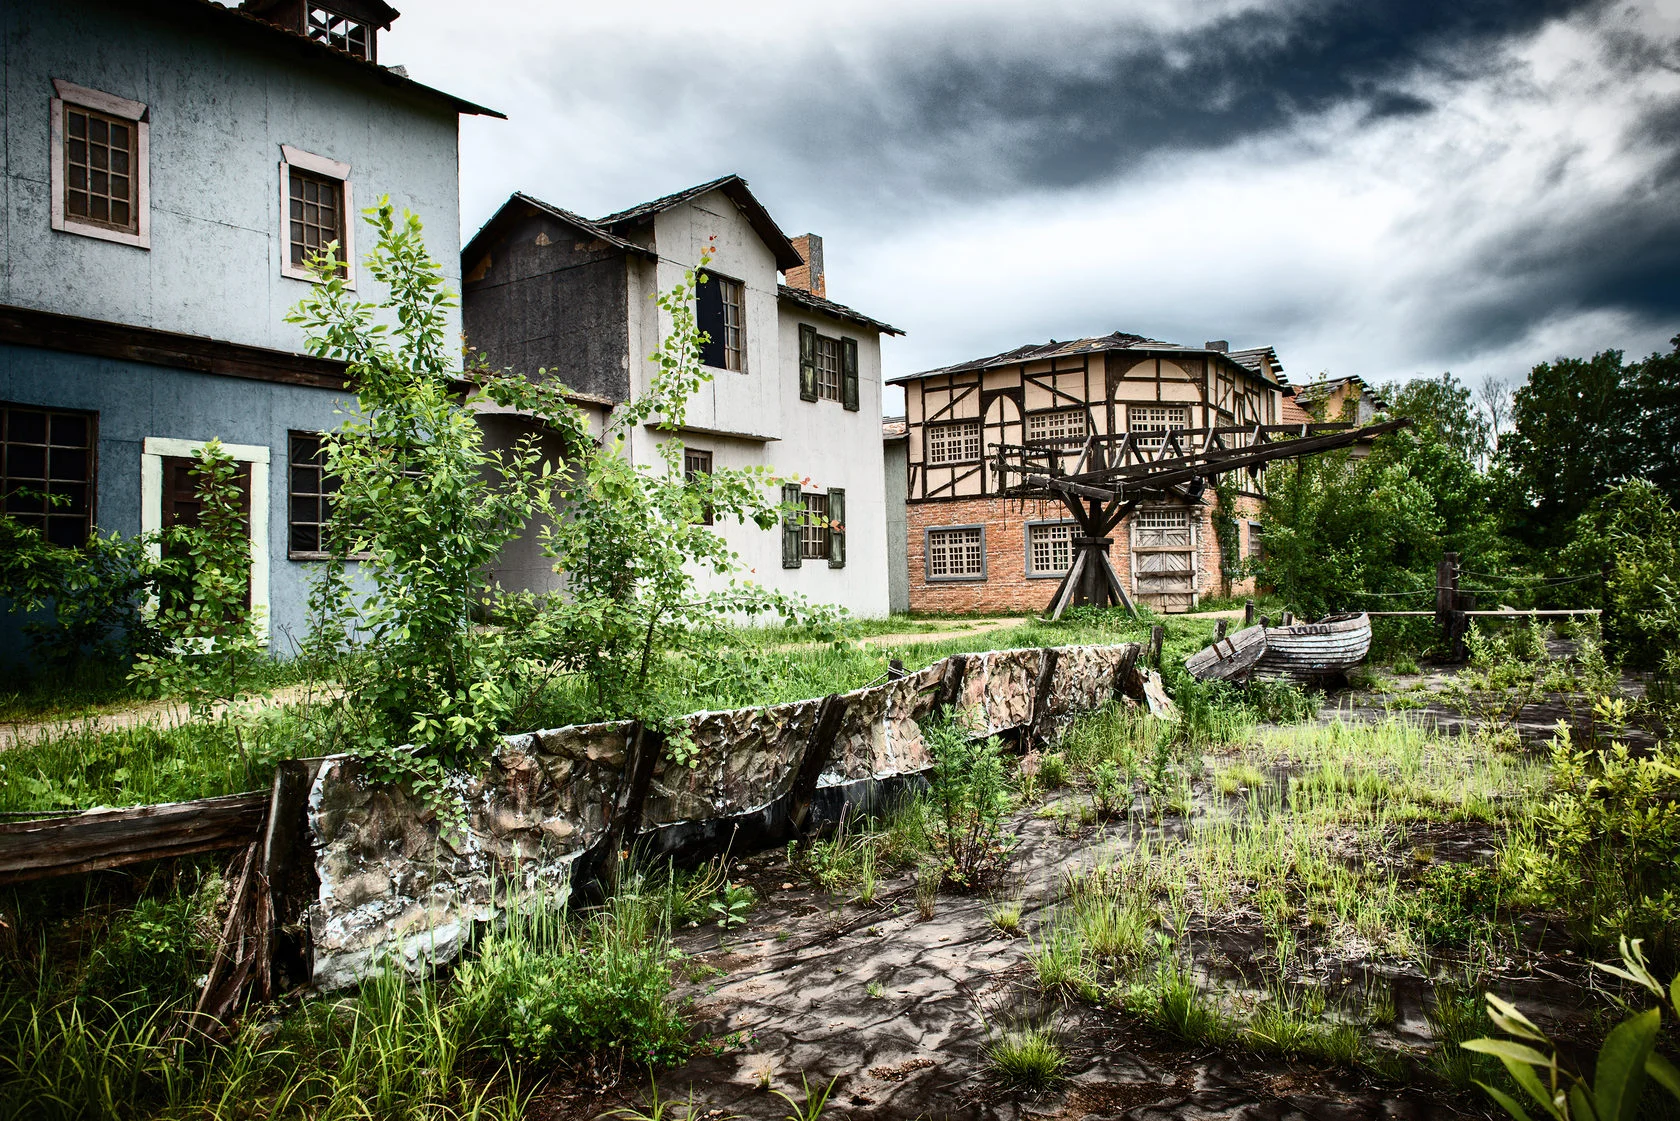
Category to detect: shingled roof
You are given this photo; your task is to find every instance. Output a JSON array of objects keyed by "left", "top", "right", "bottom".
[
  {"left": 778, "top": 284, "right": 903, "bottom": 337},
  {"left": 1227, "top": 345, "right": 1284, "bottom": 379},
  {"left": 887, "top": 331, "right": 1280, "bottom": 386},
  {"left": 595, "top": 174, "right": 805, "bottom": 273},
  {"left": 462, "top": 191, "right": 658, "bottom": 267}
]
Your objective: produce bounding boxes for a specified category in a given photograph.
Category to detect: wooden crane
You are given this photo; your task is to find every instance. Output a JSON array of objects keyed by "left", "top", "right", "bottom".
[{"left": 990, "top": 419, "right": 1411, "bottom": 620}]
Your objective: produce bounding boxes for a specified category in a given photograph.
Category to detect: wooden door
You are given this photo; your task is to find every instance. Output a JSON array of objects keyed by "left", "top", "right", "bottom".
[
  {"left": 982, "top": 392, "right": 1022, "bottom": 494},
  {"left": 160, "top": 455, "right": 254, "bottom": 608},
  {"left": 1131, "top": 506, "right": 1196, "bottom": 612}
]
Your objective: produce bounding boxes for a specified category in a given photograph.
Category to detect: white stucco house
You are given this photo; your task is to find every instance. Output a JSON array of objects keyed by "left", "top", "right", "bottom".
[{"left": 461, "top": 176, "right": 904, "bottom": 619}]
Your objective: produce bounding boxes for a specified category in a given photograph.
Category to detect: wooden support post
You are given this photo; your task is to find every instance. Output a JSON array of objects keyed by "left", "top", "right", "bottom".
[
  {"left": 1148, "top": 625, "right": 1164, "bottom": 667},
  {"left": 1280, "top": 610, "right": 1293, "bottom": 626},
  {"left": 786, "top": 694, "right": 850, "bottom": 834},
  {"left": 1436, "top": 552, "right": 1469, "bottom": 661},
  {"left": 1244, "top": 599, "right": 1255, "bottom": 627},
  {"left": 1215, "top": 619, "right": 1228, "bottom": 641}
]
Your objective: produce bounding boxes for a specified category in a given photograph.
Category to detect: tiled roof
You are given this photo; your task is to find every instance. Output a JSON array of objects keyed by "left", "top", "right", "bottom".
[
  {"left": 1293, "top": 375, "right": 1389, "bottom": 411},
  {"left": 1227, "top": 345, "right": 1283, "bottom": 378},
  {"left": 887, "top": 332, "right": 1281, "bottom": 386},
  {"left": 778, "top": 285, "right": 904, "bottom": 337},
  {"left": 882, "top": 417, "right": 908, "bottom": 439}
]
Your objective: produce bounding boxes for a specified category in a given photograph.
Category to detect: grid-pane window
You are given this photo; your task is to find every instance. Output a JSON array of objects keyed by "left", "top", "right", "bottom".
[
  {"left": 720, "top": 277, "right": 745, "bottom": 371},
  {"left": 1027, "top": 523, "right": 1073, "bottom": 575},
  {"left": 288, "top": 168, "right": 344, "bottom": 272},
  {"left": 928, "top": 527, "right": 984, "bottom": 580},
  {"left": 1, "top": 405, "right": 95, "bottom": 548},
  {"left": 288, "top": 432, "right": 341, "bottom": 556},
  {"left": 1130, "top": 405, "right": 1188, "bottom": 446},
  {"left": 800, "top": 492, "right": 829, "bottom": 560},
  {"left": 684, "top": 448, "right": 714, "bottom": 525},
  {"left": 1248, "top": 522, "right": 1264, "bottom": 562},
  {"left": 926, "top": 419, "right": 982, "bottom": 465},
  {"left": 1135, "top": 507, "right": 1192, "bottom": 547},
  {"left": 64, "top": 105, "right": 135, "bottom": 232},
  {"left": 815, "top": 336, "right": 842, "bottom": 401},
  {"left": 1026, "top": 408, "right": 1087, "bottom": 445},
  {"left": 307, "top": 7, "right": 372, "bottom": 58}
]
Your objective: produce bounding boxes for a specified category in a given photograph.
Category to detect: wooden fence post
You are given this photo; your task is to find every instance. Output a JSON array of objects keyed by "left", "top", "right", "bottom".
[
  {"left": 1148, "top": 625, "right": 1164, "bottom": 666},
  {"left": 1244, "top": 599, "right": 1255, "bottom": 627},
  {"left": 1436, "top": 552, "right": 1470, "bottom": 661},
  {"left": 1215, "top": 620, "right": 1228, "bottom": 641}
]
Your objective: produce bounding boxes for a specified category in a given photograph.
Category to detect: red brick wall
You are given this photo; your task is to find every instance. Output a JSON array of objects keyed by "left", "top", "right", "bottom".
[{"left": 907, "top": 495, "right": 1262, "bottom": 614}]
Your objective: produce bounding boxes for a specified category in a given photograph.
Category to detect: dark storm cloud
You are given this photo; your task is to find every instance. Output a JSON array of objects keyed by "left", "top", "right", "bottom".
[{"left": 753, "top": 0, "right": 1609, "bottom": 199}]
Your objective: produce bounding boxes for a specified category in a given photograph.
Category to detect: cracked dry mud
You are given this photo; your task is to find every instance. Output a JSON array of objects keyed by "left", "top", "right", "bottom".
[{"left": 550, "top": 808, "right": 1499, "bottom": 1121}]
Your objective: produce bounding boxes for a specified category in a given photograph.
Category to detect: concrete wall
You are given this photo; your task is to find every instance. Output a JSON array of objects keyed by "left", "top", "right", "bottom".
[
  {"left": 0, "top": 344, "right": 363, "bottom": 656},
  {"left": 1, "top": 0, "right": 465, "bottom": 353},
  {"left": 884, "top": 436, "right": 909, "bottom": 614}
]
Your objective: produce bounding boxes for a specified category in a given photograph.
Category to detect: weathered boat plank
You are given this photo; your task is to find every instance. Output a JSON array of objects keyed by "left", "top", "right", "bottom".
[{"left": 0, "top": 793, "right": 267, "bottom": 885}]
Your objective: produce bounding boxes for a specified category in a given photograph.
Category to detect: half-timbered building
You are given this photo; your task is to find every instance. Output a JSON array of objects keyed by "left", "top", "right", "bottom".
[{"left": 890, "top": 333, "right": 1286, "bottom": 614}]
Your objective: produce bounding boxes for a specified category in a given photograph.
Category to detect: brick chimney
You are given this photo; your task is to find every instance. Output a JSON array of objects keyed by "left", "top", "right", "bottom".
[
  {"left": 1204, "top": 339, "right": 1229, "bottom": 353},
  {"left": 786, "top": 233, "right": 825, "bottom": 298}
]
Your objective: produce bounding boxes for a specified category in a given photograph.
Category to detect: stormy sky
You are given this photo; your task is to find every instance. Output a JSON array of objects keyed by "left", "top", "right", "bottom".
[{"left": 384, "top": 0, "right": 1680, "bottom": 411}]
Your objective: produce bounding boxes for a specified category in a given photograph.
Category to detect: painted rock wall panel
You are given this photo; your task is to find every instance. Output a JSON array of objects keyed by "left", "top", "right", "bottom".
[{"left": 644, "top": 699, "right": 822, "bottom": 825}]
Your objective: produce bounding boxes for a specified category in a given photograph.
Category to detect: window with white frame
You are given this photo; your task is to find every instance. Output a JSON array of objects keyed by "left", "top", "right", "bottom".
[
  {"left": 280, "top": 146, "right": 353, "bottom": 283},
  {"left": 697, "top": 271, "right": 745, "bottom": 371},
  {"left": 800, "top": 492, "right": 830, "bottom": 559},
  {"left": 926, "top": 419, "right": 982, "bottom": 465},
  {"left": 1026, "top": 408, "right": 1087, "bottom": 446},
  {"left": 1026, "top": 522, "right": 1074, "bottom": 576},
  {"left": 1130, "top": 405, "right": 1187, "bottom": 445},
  {"left": 1134, "top": 506, "right": 1192, "bottom": 547},
  {"left": 307, "top": 6, "right": 375, "bottom": 59},
  {"left": 927, "top": 526, "right": 985, "bottom": 580},
  {"left": 50, "top": 80, "right": 149, "bottom": 249},
  {"left": 814, "top": 336, "right": 843, "bottom": 401}
]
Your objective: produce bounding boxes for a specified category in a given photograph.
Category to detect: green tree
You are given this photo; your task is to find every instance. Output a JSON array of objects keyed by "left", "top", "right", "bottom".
[{"left": 1557, "top": 479, "right": 1680, "bottom": 669}]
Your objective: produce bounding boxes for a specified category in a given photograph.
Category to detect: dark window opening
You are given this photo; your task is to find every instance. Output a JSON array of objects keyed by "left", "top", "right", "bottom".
[
  {"left": 289, "top": 432, "right": 343, "bottom": 556},
  {"left": 1, "top": 404, "right": 96, "bottom": 548},
  {"left": 64, "top": 105, "right": 135, "bottom": 232},
  {"left": 160, "top": 455, "right": 253, "bottom": 610},
  {"left": 684, "top": 447, "right": 714, "bottom": 525},
  {"left": 697, "top": 271, "right": 745, "bottom": 371},
  {"left": 288, "top": 168, "right": 345, "bottom": 273},
  {"left": 307, "top": 7, "right": 373, "bottom": 58}
]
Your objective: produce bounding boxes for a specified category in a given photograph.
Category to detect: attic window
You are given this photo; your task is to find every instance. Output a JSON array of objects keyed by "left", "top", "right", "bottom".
[
  {"left": 697, "top": 271, "right": 746, "bottom": 372},
  {"left": 307, "top": 7, "right": 373, "bottom": 59}
]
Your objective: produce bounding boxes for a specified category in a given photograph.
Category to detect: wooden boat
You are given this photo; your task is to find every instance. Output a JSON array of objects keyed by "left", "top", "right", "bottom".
[
  {"left": 1184, "top": 624, "right": 1267, "bottom": 683},
  {"left": 1249, "top": 612, "right": 1371, "bottom": 684},
  {"left": 1185, "top": 612, "right": 1371, "bottom": 685}
]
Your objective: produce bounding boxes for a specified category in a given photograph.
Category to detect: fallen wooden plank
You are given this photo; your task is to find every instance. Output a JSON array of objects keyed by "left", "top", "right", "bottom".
[{"left": 0, "top": 792, "right": 268, "bottom": 885}]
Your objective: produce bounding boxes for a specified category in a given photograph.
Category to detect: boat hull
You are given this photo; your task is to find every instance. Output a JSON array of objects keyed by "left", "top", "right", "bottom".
[{"left": 1249, "top": 613, "right": 1371, "bottom": 684}]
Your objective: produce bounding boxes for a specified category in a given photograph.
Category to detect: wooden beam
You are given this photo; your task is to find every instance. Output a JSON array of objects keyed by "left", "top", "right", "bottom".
[{"left": 0, "top": 792, "right": 268, "bottom": 885}]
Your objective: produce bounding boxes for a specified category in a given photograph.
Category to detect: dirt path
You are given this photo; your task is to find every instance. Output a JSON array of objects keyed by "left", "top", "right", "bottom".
[
  {"left": 0, "top": 683, "right": 337, "bottom": 749},
  {"left": 544, "top": 810, "right": 1476, "bottom": 1121}
]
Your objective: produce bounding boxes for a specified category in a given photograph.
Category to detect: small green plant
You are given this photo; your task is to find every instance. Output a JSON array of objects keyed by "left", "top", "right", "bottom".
[
  {"left": 606, "top": 1078, "right": 697, "bottom": 1121},
  {"left": 1028, "top": 925, "right": 1088, "bottom": 993},
  {"left": 1392, "top": 653, "right": 1422, "bottom": 675},
  {"left": 914, "top": 863, "right": 939, "bottom": 921},
  {"left": 710, "top": 882, "right": 756, "bottom": 930},
  {"left": 771, "top": 1071, "right": 837, "bottom": 1121},
  {"left": 1090, "top": 760, "right": 1126, "bottom": 819},
  {"left": 1462, "top": 937, "right": 1680, "bottom": 1119},
  {"left": 1215, "top": 761, "right": 1268, "bottom": 796},
  {"left": 1039, "top": 752, "right": 1069, "bottom": 789},
  {"left": 986, "top": 1023, "right": 1067, "bottom": 1091},
  {"left": 923, "top": 711, "right": 1016, "bottom": 890},
  {"left": 866, "top": 981, "right": 885, "bottom": 1000},
  {"left": 990, "top": 899, "right": 1024, "bottom": 936}
]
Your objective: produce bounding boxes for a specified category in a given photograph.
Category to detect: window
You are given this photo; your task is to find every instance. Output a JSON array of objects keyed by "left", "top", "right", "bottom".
[
  {"left": 815, "top": 336, "right": 842, "bottom": 401},
  {"left": 50, "top": 80, "right": 149, "bottom": 249},
  {"left": 781, "top": 483, "right": 845, "bottom": 568},
  {"left": 800, "top": 492, "right": 830, "bottom": 560},
  {"left": 927, "top": 526, "right": 985, "bottom": 581},
  {"left": 798, "top": 325, "right": 860, "bottom": 410},
  {"left": 2, "top": 404, "right": 95, "bottom": 548},
  {"left": 926, "top": 419, "right": 982, "bottom": 465},
  {"left": 280, "top": 146, "right": 353, "bottom": 283},
  {"left": 1135, "top": 507, "right": 1192, "bottom": 547},
  {"left": 1025, "top": 522, "right": 1074, "bottom": 577},
  {"left": 697, "top": 271, "right": 745, "bottom": 371},
  {"left": 684, "top": 448, "right": 713, "bottom": 526},
  {"left": 1027, "top": 408, "right": 1087, "bottom": 445},
  {"left": 1130, "top": 405, "right": 1188, "bottom": 446},
  {"left": 307, "top": 6, "right": 374, "bottom": 59},
  {"left": 1248, "top": 521, "right": 1264, "bottom": 562},
  {"left": 289, "top": 432, "right": 345, "bottom": 557}
]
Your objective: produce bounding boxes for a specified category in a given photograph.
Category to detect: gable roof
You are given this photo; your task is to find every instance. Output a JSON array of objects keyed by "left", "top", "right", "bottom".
[
  {"left": 887, "top": 331, "right": 1281, "bottom": 387},
  {"left": 170, "top": 0, "right": 502, "bottom": 118},
  {"left": 778, "top": 285, "right": 904, "bottom": 337},
  {"left": 1227, "top": 345, "right": 1283, "bottom": 379},
  {"left": 596, "top": 174, "right": 805, "bottom": 273},
  {"left": 462, "top": 191, "right": 659, "bottom": 267},
  {"left": 1292, "top": 374, "right": 1389, "bottom": 411}
]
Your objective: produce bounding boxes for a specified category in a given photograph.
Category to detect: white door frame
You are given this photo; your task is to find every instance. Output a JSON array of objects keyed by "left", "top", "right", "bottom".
[{"left": 141, "top": 437, "right": 271, "bottom": 641}]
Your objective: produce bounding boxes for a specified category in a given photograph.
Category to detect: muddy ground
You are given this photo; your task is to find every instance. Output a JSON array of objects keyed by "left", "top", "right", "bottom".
[{"left": 531, "top": 668, "right": 1645, "bottom": 1121}]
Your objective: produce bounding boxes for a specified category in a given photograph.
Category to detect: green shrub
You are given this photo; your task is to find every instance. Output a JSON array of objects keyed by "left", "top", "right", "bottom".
[
  {"left": 451, "top": 899, "right": 687, "bottom": 1068},
  {"left": 1402, "top": 861, "right": 1505, "bottom": 947},
  {"left": 1244, "top": 679, "right": 1319, "bottom": 724},
  {"left": 79, "top": 875, "right": 222, "bottom": 1012},
  {"left": 924, "top": 712, "right": 1015, "bottom": 890},
  {"left": 1511, "top": 724, "right": 1680, "bottom": 968}
]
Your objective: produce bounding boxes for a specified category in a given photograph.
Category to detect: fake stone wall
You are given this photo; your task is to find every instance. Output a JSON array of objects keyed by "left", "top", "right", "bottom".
[{"left": 305, "top": 641, "right": 1141, "bottom": 990}]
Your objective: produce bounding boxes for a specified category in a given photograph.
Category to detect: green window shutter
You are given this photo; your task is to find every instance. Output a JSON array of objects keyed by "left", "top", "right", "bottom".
[
  {"left": 841, "top": 337, "right": 859, "bottom": 412},
  {"left": 782, "top": 482, "right": 802, "bottom": 568},
  {"left": 827, "top": 487, "right": 846, "bottom": 568},
  {"left": 798, "top": 324, "right": 818, "bottom": 402}
]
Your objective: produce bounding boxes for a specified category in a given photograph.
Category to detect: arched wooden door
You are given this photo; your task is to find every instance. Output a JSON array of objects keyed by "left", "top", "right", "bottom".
[{"left": 982, "top": 390, "right": 1023, "bottom": 494}]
